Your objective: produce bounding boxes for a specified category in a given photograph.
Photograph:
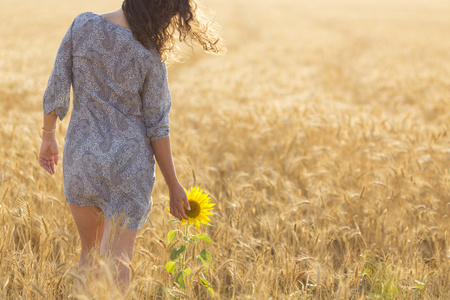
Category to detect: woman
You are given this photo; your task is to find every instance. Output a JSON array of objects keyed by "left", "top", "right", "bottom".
[{"left": 38, "top": 0, "right": 223, "bottom": 294}]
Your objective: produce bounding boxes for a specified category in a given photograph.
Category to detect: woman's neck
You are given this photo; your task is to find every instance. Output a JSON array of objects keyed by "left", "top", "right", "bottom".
[{"left": 100, "top": 8, "right": 131, "bottom": 30}]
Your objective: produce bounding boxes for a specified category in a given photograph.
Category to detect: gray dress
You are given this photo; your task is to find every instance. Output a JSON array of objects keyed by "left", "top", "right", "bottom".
[{"left": 42, "top": 12, "right": 171, "bottom": 231}]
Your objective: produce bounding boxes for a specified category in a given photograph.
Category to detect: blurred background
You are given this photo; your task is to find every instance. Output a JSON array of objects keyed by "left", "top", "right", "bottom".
[{"left": 0, "top": 0, "right": 449, "bottom": 298}]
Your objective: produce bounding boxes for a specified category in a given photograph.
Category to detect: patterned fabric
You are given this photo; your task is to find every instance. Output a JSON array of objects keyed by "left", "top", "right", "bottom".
[{"left": 42, "top": 12, "right": 171, "bottom": 230}]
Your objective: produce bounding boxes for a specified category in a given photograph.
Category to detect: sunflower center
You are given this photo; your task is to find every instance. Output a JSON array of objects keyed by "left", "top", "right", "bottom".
[{"left": 185, "top": 200, "right": 201, "bottom": 218}]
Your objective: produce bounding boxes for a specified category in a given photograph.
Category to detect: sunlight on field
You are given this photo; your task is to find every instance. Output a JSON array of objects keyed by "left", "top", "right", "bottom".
[{"left": 1, "top": 0, "right": 449, "bottom": 298}]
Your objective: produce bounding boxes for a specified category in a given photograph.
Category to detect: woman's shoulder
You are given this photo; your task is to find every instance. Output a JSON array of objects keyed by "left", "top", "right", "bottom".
[
  {"left": 69, "top": 12, "right": 130, "bottom": 44},
  {"left": 69, "top": 11, "right": 133, "bottom": 41},
  {"left": 69, "top": 12, "right": 97, "bottom": 33},
  {"left": 72, "top": 12, "right": 95, "bottom": 24},
  {"left": 68, "top": 11, "right": 163, "bottom": 65}
]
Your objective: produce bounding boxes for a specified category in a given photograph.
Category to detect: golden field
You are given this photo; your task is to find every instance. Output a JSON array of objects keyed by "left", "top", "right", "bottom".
[{"left": 1, "top": 0, "right": 449, "bottom": 298}]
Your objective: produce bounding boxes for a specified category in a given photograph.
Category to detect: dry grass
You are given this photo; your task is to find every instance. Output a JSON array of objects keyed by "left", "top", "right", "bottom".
[{"left": 1, "top": 0, "right": 449, "bottom": 298}]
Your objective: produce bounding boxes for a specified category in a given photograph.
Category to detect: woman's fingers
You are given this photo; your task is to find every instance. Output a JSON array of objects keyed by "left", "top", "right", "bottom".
[
  {"left": 40, "top": 158, "right": 55, "bottom": 174},
  {"left": 177, "top": 202, "right": 189, "bottom": 220},
  {"left": 183, "top": 195, "right": 191, "bottom": 211},
  {"left": 171, "top": 201, "right": 188, "bottom": 220},
  {"left": 47, "top": 160, "right": 54, "bottom": 174},
  {"left": 169, "top": 203, "right": 174, "bottom": 217},
  {"left": 169, "top": 188, "right": 190, "bottom": 220},
  {"left": 173, "top": 208, "right": 183, "bottom": 220},
  {"left": 39, "top": 140, "right": 59, "bottom": 174},
  {"left": 39, "top": 158, "right": 48, "bottom": 173}
]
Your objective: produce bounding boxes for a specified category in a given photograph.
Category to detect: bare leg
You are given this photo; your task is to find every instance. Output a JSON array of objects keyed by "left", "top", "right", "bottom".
[
  {"left": 70, "top": 204, "right": 104, "bottom": 266},
  {"left": 68, "top": 204, "right": 105, "bottom": 296},
  {"left": 100, "top": 214, "right": 137, "bottom": 294}
]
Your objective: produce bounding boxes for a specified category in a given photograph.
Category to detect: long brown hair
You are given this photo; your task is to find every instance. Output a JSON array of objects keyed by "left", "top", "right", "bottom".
[{"left": 122, "top": 0, "right": 224, "bottom": 61}]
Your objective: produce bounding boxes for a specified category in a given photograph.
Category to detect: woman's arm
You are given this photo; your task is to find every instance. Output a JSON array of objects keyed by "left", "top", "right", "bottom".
[
  {"left": 151, "top": 136, "right": 191, "bottom": 220},
  {"left": 40, "top": 18, "right": 74, "bottom": 175},
  {"left": 140, "top": 56, "right": 188, "bottom": 219},
  {"left": 39, "top": 110, "right": 59, "bottom": 174},
  {"left": 151, "top": 136, "right": 178, "bottom": 188},
  {"left": 42, "top": 20, "right": 74, "bottom": 122},
  {"left": 43, "top": 110, "right": 58, "bottom": 137}
]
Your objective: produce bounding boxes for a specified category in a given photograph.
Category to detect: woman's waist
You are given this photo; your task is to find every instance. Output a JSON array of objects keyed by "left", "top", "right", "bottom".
[
  {"left": 63, "top": 131, "right": 154, "bottom": 161},
  {"left": 66, "top": 112, "right": 147, "bottom": 139}
]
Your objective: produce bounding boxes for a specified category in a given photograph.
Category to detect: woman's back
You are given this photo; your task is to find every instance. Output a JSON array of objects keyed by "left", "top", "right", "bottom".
[{"left": 42, "top": 11, "right": 172, "bottom": 230}]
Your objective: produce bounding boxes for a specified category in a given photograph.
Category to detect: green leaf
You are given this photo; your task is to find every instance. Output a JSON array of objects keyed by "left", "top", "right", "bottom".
[
  {"left": 208, "top": 287, "right": 215, "bottom": 297},
  {"left": 165, "top": 261, "right": 177, "bottom": 275},
  {"left": 175, "top": 271, "right": 186, "bottom": 289},
  {"left": 170, "top": 245, "right": 186, "bottom": 261},
  {"left": 197, "top": 250, "right": 214, "bottom": 272},
  {"left": 168, "top": 230, "right": 178, "bottom": 244},
  {"left": 192, "top": 233, "right": 214, "bottom": 244},
  {"left": 183, "top": 268, "right": 192, "bottom": 276},
  {"left": 170, "top": 248, "right": 180, "bottom": 261},
  {"left": 184, "top": 236, "right": 195, "bottom": 244},
  {"left": 199, "top": 249, "right": 213, "bottom": 263},
  {"left": 168, "top": 219, "right": 180, "bottom": 223},
  {"left": 200, "top": 275, "right": 212, "bottom": 289}
]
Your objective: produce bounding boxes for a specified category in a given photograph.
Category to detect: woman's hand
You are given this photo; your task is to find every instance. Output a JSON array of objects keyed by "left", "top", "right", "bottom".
[
  {"left": 169, "top": 183, "right": 191, "bottom": 221},
  {"left": 39, "top": 138, "right": 59, "bottom": 175}
]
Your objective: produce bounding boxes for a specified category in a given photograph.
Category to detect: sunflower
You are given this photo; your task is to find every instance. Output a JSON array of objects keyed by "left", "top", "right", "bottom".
[{"left": 168, "top": 187, "right": 215, "bottom": 230}]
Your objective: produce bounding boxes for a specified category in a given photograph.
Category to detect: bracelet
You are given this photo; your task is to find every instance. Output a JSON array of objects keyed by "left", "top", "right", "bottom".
[{"left": 42, "top": 126, "right": 56, "bottom": 133}]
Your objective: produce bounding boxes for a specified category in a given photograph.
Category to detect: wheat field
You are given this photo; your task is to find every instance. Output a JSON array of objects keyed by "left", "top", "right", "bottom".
[{"left": 1, "top": 0, "right": 449, "bottom": 298}]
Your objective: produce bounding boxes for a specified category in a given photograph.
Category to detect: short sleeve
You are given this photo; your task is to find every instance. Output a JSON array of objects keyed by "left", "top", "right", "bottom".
[
  {"left": 42, "top": 20, "right": 74, "bottom": 121},
  {"left": 140, "top": 59, "right": 172, "bottom": 141}
]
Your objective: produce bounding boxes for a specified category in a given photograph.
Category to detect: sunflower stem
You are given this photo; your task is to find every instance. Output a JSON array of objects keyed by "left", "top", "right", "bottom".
[{"left": 182, "top": 222, "right": 189, "bottom": 270}]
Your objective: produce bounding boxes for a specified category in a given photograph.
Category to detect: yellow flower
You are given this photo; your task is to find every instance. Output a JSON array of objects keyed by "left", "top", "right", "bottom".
[{"left": 168, "top": 186, "right": 215, "bottom": 230}]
